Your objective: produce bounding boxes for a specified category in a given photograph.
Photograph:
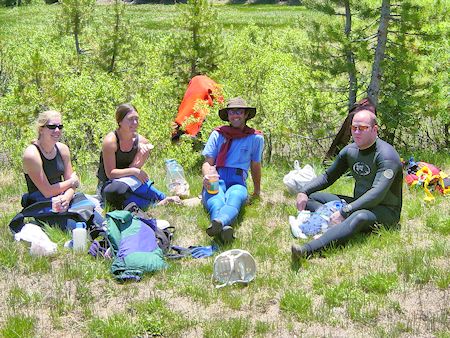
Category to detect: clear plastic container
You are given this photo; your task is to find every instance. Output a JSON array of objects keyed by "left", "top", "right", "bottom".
[{"left": 165, "top": 159, "right": 190, "bottom": 197}]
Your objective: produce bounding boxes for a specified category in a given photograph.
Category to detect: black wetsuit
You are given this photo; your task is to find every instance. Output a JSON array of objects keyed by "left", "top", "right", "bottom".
[{"left": 299, "top": 138, "right": 402, "bottom": 253}]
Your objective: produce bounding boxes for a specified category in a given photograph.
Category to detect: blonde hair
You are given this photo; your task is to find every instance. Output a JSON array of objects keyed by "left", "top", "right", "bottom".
[{"left": 34, "top": 110, "right": 62, "bottom": 141}]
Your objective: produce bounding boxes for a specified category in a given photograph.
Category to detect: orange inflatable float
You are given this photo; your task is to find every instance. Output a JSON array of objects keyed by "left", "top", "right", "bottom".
[{"left": 173, "top": 75, "right": 222, "bottom": 139}]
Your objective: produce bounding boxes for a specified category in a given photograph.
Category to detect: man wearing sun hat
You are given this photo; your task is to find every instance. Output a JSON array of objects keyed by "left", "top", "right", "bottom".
[{"left": 201, "top": 97, "right": 264, "bottom": 243}]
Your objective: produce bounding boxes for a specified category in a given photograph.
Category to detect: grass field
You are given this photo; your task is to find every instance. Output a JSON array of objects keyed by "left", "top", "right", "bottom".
[{"left": 0, "top": 157, "right": 449, "bottom": 337}]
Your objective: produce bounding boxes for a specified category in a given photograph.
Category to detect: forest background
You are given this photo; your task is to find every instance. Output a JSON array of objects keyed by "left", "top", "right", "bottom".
[{"left": 0, "top": 0, "right": 448, "bottom": 337}]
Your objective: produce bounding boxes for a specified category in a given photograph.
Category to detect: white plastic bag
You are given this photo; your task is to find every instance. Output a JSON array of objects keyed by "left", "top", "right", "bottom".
[
  {"left": 15, "top": 223, "right": 57, "bottom": 256},
  {"left": 283, "top": 161, "right": 317, "bottom": 194},
  {"left": 213, "top": 249, "right": 256, "bottom": 288}
]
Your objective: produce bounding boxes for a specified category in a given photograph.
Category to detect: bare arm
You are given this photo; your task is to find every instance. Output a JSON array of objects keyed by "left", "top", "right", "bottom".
[
  {"left": 59, "top": 143, "right": 77, "bottom": 203},
  {"left": 23, "top": 144, "right": 78, "bottom": 199},
  {"left": 250, "top": 161, "right": 261, "bottom": 196},
  {"left": 102, "top": 132, "right": 145, "bottom": 180},
  {"left": 130, "top": 135, "right": 153, "bottom": 169}
]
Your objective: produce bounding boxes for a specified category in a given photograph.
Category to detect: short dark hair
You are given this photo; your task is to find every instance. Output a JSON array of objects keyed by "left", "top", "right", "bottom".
[{"left": 115, "top": 103, "right": 137, "bottom": 124}]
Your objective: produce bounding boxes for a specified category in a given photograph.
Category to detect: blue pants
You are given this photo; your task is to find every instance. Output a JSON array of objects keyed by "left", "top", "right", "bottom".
[{"left": 202, "top": 178, "right": 248, "bottom": 227}]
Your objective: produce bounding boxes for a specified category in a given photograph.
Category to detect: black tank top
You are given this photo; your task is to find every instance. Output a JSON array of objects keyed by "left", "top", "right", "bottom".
[
  {"left": 97, "top": 130, "right": 139, "bottom": 183},
  {"left": 25, "top": 144, "right": 65, "bottom": 194}
]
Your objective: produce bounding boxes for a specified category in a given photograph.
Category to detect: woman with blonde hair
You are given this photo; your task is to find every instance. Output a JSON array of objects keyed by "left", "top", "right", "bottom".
[
  {"left": 23, "top": 110, "right": 79, "bottom": 207},
  {"left": 11, "top": 110, "right": 93, "bottom": 232}
]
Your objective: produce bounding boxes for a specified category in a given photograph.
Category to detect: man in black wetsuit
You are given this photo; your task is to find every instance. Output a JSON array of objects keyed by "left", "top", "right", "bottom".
[{"left": 292, "top": 99, "right": 403, "bottom": 260}]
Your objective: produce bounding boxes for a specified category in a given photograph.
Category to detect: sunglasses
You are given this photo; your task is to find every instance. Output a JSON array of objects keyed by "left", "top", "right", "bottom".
[
  {"left": 351, "top": 125, "right": 370, "bottom": 132},
  {"left": 45, "top": 124, "right": 64, "bottom": 130},
  {"left": 227, "top": 109, "right": 245, "bottom": 116}
]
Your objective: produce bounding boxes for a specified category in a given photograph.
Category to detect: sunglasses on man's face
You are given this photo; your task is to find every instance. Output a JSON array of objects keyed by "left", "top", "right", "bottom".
[
  {"left": 351, "top": 125, "right": 370, "bottom": 132},
  {"left": 45, "top": 124, "right": 64, "bottom": 130},
  {"left": 227, "top": 109, "right": 245, "bottom": 116}
]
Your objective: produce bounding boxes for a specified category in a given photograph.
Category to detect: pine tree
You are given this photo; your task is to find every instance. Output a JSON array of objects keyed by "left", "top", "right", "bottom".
[
  {"left": 60, "top": 0, "right": 96, "bottom": 55},
  {"left": 165, "top": 0, "right": 223, "bottom": 85}
]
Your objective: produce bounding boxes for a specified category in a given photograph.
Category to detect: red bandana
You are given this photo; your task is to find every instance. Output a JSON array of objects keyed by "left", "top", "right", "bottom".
[{"left": 215, "top": 126, "right": 262, "bottom": 168}]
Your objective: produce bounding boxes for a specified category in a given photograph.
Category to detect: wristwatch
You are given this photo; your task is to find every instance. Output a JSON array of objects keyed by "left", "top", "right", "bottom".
[{"left": 340, "top": 204, "right": 353, "bottom": 218}]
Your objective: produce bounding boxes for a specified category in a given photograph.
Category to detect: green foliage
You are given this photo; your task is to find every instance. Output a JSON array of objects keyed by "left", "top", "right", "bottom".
[
  {"left": 134, "top": 297, "right": 193, "bottom": 336},
  {"left": 0, "top": 6, "right": 449, "bottom": 335},
  {"left": 0, "top": 0, "right": 34, "bottom": 7},
  {"left": 425, "top": 210, "right": 450, "bottom": 235},
  {"left": 97, "top": 0, "right": 133, "bottom": 73},
  {"left": 165, "top": 0, "right": 223, "bottom": 84},
  {"left": 394, "top": 249, "right": 438, "bottom": 284},
  {"left": 59, "top": 0, "right": 96, "bottom": 54},
  {"left": 89, "top": 314, "right": 137, "bottom": 338}
]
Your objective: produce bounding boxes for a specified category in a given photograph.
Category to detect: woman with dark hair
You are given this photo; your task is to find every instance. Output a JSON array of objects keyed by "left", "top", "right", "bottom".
[{"left": 97, "top": 103, "right": 178, "bottom": 210}]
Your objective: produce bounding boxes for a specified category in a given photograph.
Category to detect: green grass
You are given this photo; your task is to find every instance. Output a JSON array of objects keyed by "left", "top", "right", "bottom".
[
  {"left": 0, "top": 315, "right": 37, "bottom": 338},
  {"left": 280, "top": 290, "right": 313, "bottom": 321},
  {"left": 1, "top": 160, "right": 449, "bottom": 336},
  {"left": 203, "top": 317, "right": 251, "bottom": 338}
]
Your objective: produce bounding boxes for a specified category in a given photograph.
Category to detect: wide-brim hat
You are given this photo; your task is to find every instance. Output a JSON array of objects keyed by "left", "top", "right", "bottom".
[{"left": 218, "top": 97, "right": 256, "bottom": 122}]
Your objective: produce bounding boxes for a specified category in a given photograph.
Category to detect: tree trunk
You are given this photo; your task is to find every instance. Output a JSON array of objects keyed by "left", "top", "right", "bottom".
[
  {"left": 445, "top": 123, "right": 450, "bottom": 148},
  {"left": 190, "top": 23, "right": 199, "bottom": 79},
  {"left": 109, "top": 6, "right": 120, "bottom": 73},
  {"left": 324, "top": 0, "right": 357, "bottom": 159},
  {"left": 344, "top": 0, "right": 357, "bottom": 110},
  {"left": 367, "top": 0, "right": 390, "bottom": 106},
  {"left": 74, "top": 13, "right": 82, "bottom": 55}
]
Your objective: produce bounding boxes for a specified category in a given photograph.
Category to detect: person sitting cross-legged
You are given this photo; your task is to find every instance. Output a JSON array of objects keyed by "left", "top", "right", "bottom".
[{"left": 201, "top": 97, "right": 264, "bottom": 243}]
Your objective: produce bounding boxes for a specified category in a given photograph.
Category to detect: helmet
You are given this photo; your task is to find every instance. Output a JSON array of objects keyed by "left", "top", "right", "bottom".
[{"left": 213, "top": 249, "right": 256, "bottom": 288}]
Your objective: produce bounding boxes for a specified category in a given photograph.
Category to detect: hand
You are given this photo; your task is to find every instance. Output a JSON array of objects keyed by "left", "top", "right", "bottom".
[
  {"left": 70, "top": 172, "right": 80, "bottom": 189},
  {"left": 136, "top": 169, "right": 149, "bottom": 183},
  {"left": 157, "top": 196, "right": 182, "bottom": 206},
  {"left": 296, "top": 192, "right": 308, "bottom": 211},
  {"left": 58, "top": 194, "right": 72, "bottom": 212},
  {"left": 138, "top": 143, "right": 154, "bottom": 156},
  {"left": 329, "top": 211, "right": 344, "bottom": 226},
  {"left": 248, "top": 191, "right": 261, "bottom": 205}
]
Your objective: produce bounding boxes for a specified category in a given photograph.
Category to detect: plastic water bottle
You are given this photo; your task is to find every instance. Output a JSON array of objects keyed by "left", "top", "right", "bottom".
[
  {"left": 165, "top": 159, "right": 187, "bottom": 191},
  {"left": 72, "top": 222, "right": 87, "bottom": 252}
]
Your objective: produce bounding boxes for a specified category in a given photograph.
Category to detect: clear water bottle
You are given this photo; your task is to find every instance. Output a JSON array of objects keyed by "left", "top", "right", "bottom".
[
  {"left": 73, "top": 222, "right": 87, "bottom": 252},
  {"left": 165, "top": 159, "right": 189, "bottom": 197}
]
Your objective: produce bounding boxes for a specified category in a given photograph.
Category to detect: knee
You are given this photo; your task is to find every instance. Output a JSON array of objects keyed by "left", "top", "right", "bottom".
[
  {"left": 349, "top": 210, "right": 375, "bottom": 226},
  {"left": 228, "top": 185, "right": 248, "bottom": 199}
]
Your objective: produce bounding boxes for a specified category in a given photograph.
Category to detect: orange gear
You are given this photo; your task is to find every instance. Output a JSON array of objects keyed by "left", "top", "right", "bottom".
[{"left": 174, "top": 75, "right": 223, "bottom": 137}]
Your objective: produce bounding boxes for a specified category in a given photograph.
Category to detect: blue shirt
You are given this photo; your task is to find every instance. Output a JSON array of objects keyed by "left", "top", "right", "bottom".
[{"left": 202, "top": 130, "right": 264, "bottom": 173}]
